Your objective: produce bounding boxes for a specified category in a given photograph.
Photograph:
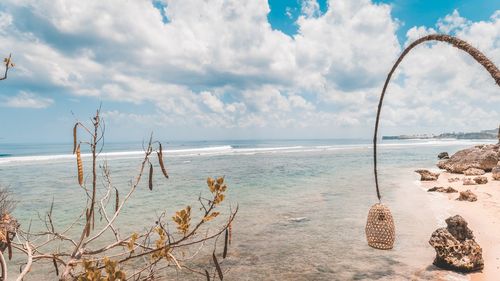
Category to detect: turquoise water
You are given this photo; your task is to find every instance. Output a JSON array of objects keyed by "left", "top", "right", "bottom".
[{"left": 0, "top": 139, "right": 493, "bottom": 280}]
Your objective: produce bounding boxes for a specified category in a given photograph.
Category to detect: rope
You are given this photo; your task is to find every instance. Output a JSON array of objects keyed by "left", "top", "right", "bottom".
[{"left": 373, "top": 34, "right": 500, "bottom": 201}]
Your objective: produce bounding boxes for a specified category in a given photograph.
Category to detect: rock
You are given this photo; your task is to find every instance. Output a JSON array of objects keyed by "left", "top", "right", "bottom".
[
  {"left": 437, "top": 144, "right": 500, "bottom": 173},
  {"left": 415, "top": 169, "right": 440, "bottom": 181},
  {"left": 448, "top": 177, "right": 461, "bottom": 183},
  {"left": 456, "top": 190, "right": 477, "bottom": 202},
  {"left": 473, "top": 176, "right": 488, "bottom": 185},
  {"left": 492, "top": 166, "right": 500, "bottom": 181},
  {"left": 429, "top": 215, "right": 483, "bottom": 272},
  {"left": 428, "top": 186, "right": 458, "bottom": 193},
  {"left": 462, "top": 178, "right": 477, "bottom": 186},
  {"left": 438, "top": 152, "right": 450, "bottom": 159},
  {"left": 463, "top": 168, "right": 485, "bottom": 176}
]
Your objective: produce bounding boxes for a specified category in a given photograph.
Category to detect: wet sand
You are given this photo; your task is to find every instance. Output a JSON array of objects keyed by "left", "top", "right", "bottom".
[{"left": 419, "top": 171, "right": 500, "bottom": 281}]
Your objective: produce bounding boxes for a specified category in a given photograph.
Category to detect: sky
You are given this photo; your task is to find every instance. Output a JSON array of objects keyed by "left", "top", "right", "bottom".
[{"left": 0, "top": 0, "right": 499, "bottom": 143}]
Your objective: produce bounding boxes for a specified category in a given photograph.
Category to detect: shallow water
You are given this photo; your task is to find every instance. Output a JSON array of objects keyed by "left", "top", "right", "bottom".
[{"left": 0, "top": 139, "right": 492, "bottom": 280}]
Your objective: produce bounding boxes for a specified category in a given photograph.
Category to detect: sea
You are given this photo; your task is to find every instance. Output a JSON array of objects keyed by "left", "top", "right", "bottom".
[{"left": 0, "top": 138, "right": 494, "bottom": 280}]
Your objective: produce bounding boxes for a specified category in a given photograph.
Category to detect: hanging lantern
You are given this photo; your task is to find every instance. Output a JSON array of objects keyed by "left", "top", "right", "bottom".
[{"left": 365, "top": 203, "right": 395, "bottom": 250}]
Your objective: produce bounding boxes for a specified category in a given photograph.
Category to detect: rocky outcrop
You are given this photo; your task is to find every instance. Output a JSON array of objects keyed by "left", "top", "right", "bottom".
[
  {"left": 428, "top": 186, "right": 458, "bottom": 193},
  {"left": 457, "top": 190, "right": 477, "bottom": 202},
  {"left": 448, "top": 177, "right": 461, "bottom": 183},
  {"left": 415, "top": 169, "right": 440, "bottom": 181},
  {"left": 437, "top": 144, "right": 500, "bottom": 173},
  {"left": 463, "top": 168, "right": 485, "bottom": 176},
  {"left": 429, "top": 215, "right": 483, "bottom": 272},
  {"left": 473, "top": 176, "right": 488, "bottom": 185},
  {"left": 462, "top": 178, "right": 477, "bottom": 185},
  {"left": 492, "top": 166, "right": 500, "bottom": 181},
  {"left": 438, "top": 152, "right": 450, "bottom": 159}
]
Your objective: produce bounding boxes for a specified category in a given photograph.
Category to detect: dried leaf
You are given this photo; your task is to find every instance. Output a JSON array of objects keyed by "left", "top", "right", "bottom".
[
  {"left": 72, "top": 123, "right": 78, "bottom": 154},
  {"left": 223, "top": 228, "right": 228, "bottom": 259},
  {"left": 76, "top": 144, "right": 83, "bottom": 186},
  {"left": 148, "top": 163, "right": 153, "bottom": 190},
  {"left": 52, "top": 256, "right": 59, "bottom": 276},
  {"left": 213, "top": 253, "right": 223, "bottom": 280},
  {"left": 115, "top": 188, "right": 119, "bottom": 213},
  {"left": 205, "top": 269, "right": 210, "bottom": 281}
]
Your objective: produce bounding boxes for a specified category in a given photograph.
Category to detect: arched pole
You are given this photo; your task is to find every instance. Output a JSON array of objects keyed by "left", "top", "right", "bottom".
[{"left": 373, "top": 34, "right": 500, "bottom": 202}]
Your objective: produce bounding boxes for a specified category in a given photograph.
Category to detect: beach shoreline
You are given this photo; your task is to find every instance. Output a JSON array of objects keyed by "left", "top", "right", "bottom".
[{"left": 418, "top": 171, "right": 500, "bottom": 281}]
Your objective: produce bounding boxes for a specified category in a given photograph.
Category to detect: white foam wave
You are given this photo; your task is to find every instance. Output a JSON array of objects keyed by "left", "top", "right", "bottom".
[{"left": 0, "top": 139, "right": 494, "bottom": 165}]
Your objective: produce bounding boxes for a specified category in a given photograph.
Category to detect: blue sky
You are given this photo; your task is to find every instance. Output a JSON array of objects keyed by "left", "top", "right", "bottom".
[{"left": 0, "top": 0, "right": 499, "bottom": 143}]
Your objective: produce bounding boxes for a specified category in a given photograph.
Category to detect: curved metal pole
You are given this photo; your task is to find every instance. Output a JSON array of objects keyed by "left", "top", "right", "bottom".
[{"left": 373, "top": 34, "right": 500, "bottom": 201}]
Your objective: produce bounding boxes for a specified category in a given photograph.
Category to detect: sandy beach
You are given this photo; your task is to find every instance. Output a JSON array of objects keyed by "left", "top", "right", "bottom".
[{"left": 419, "top": 171, "right": 500, "bottom": 281}]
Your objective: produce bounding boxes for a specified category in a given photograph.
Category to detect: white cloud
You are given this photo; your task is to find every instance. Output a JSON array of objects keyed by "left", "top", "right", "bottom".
[
  {"left": 2, "top": 91, "right": 54, "bottom": 108},
  {"left": 200, "top": 91, "right": 225, "bottom": 113},
  {"left": 300, "top": 0, "right": 321, "bottom": 18},
  {"left": 0, "top": 1, "right": 498, "bottom": 138},
  {"left": 437, "top": 9, "right": 470, "bottom": 34}
]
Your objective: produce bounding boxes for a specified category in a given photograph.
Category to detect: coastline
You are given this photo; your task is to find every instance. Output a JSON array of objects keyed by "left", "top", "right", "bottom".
[{"left": 418, "top": 171, "right": 500, "bottom": 281}]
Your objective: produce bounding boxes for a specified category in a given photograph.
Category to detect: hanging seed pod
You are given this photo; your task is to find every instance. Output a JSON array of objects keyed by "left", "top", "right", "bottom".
[
  {"left": 223, "top": 228, "right": 228, "bottom": 259},
  {"left": 148, "top": 163, "right": 153, "bottom": 190},
  {"left": 115, "top": 189, "right": 119, "bottom": 213},
  {"left": 365, "top": 203, "right": 395, "bottom": 250},
  {"left": 7, "top": 233, "right": 12, "bottom": 260},
  {"left": 157, "top": 143, "right": 169, "bottom": 179},
  {"left": 212, "top": 253, "right": 223, "bottom": 280},
  {"left": 228, "top": 222, "right": 232, "bottom": 245},
  {"left": 76, "top": 144, "right": 83, "bottom": 186},
  {"left": 52, "top": 256, "right": 59, "bottom": 276},
  {"left": 85, "top": 208, "right": 91, "bottom": 237},
  {"left": 72, "top": 123, "right": 78, "bottom": 154}
]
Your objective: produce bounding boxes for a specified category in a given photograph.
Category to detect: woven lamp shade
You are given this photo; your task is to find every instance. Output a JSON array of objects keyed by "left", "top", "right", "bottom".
[{"left": 365, "top": 203, "right": 395, "bottom": 250}]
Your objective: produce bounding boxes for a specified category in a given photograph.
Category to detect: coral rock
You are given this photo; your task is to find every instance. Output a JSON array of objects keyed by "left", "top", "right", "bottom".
[
  {"left": 492, "top": 166, "right": 500, "bottom": 181},
  {"left": 428, "top": 186, "right": 458, "bottom": 193},
  {"left": 448, "top": 177, "right": 461, "bottom": 183},
  {"left": 462, "top": 178, "right": 477, "bottom": 185},
  {"left": 438, "top": 152, "right": 450, "bottom": 159},
  {"left": 429, "top": 215, "right": 483, "bottom": 272},
  {"left": 415, "top": 169, "right": 440, "bottom": 181},
  {"left": 437, "top": 144, "right": 500, "bottom": 173},
  {"left": 456, "top": 190, "right": 477, "bottom": 202},
  {"left": 473, "top": 176, "right": 488, "bottom": 185},
  {"left": 463, "top": 168, "right": 485, "bottom": 176}
]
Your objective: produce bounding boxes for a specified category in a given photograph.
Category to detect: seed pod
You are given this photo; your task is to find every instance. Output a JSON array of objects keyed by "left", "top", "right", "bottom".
[
  {"left": 157, "top": 143, "right": 169, "bottom": 179},
  {"left": 85, "top": 222, "right": 90, "bottom": 237},
  {"left": 72, "top": 123, "right": 78, "bottom": 154},
  {"left": 148, "top": 163, "right": 153, "bottom": 190},
  {"left": 228, "top": 223, "right": 232, "bottom": 245},
  {"left": 85, "top": 208, "right": 91, "bottom": 237},
  {"left": 223, "top": 228, "right": 228, "bottom": 259},
  {"left": 7, "top": 233, "right": 12, "bottom": 260},
  {"left": 76, "top": 144, "right": 83, "bottom": 186},
  {"left": 52, "top": 256, "right": 59, "bottom": 276},
  {"left": 213, "top": 253, "right": 223, "bottom": 280},
  {"left": 205, "top": 269, "right": 210, "bottom": 281},
  {"left": 115, "top": 189, "right": 119, "bottom": 213}
]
